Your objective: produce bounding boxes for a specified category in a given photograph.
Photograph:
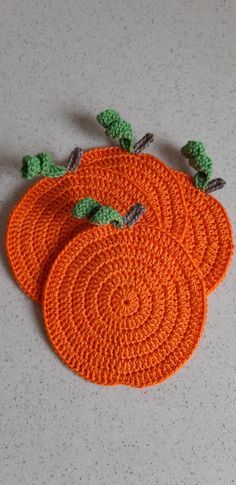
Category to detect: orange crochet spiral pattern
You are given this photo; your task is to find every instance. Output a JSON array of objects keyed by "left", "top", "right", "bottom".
[
  {"left": 81, "top": 147, "right": 187, "bottom": 237},
  {"left": 6, "top": 149, "right": 187, "bottom": 303},
  {"left": 43, "top": 224, "right": 207, "bottom": 387},
  {"left": 5, "top": 103, "right": 234, "bottom": 388},
  {"left": 81, "top": 147, "right": 186, "bottom": 238},
  {"left": 81, "top": 148, "right": 233, "bottom": 293},
  {"left": 176, "top": 173, "right": 234, "bottom": 293}
]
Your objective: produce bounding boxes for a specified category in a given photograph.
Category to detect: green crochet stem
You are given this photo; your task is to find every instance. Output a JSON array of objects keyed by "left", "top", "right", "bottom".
[
  {"left": 21, "top": 152, "right": 67, "bottom": 179},
  {"left": 73, "top": 198, "right": 146, "bottom": 228},
  {"left": 90, "top": 206, "right": 124, "bottom": 228},
  {"left": 72, "top": 197, "right": 102, "bottom": 219},
  {"left": 181, "top": 141, "right": 213, "bottom": 191},
  {"left": 97, "top": 109, "right": 134, "bottom": 152},
  {"left": 73, "top": 197, "right": 124, "bottom": 228},
  {"left": 21, "top": 147, "right": 83, "bottom": 180}
]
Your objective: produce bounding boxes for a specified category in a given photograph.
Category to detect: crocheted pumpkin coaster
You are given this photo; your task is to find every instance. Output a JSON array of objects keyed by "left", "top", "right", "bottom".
[
  {"left": 176, "top": 173, "right": 233, "bottom": 294},
  {"left": 80, "top": 147, "right": 188, "bottom": 236},
  {"left": 81, "top": 146, "right": 188, "bottom": 236},
  {"left": 6, "top": 157, "right": 186, "bottom": 303},
  {"left": 80, "top": 130, "right": 233, "bottom": 294},
  {"left": 43, "top": 224, "right": 207, "bottom": 387}
]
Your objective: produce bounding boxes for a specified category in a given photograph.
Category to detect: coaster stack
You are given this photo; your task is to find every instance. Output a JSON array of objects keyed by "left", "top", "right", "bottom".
[{"left": 6, "top": 110, "right": 233, "bottom": 387}]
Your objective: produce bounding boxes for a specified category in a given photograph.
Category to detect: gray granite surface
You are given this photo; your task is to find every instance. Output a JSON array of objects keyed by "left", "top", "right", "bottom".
[{"left": 0, "top": 1, "right": 235, "bottom": 484}]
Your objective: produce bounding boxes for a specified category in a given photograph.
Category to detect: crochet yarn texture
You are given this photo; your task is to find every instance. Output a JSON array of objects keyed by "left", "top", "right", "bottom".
[
  {"left": 176, "top": 173, "right": 234, "bottom": 293},
  {"left": 73, "top": 198, "right": 125, "bottom": 228},
  {"left": 80, "top": 147, "right": 187, "bottom": 236},
  {"left": 6, "top": 149, "right": 187, "bottom": 303},
  {"left": 181, "top": 141, "right": 213, "bottom": 190},
  {"left": 97, "top": 109, "right": 134, "bottom": 151},
  {"left": 21, "top": 152, "right": 67, "bottom": 179},
  {"left": 81, "top": 148, "right": 233, "bottom": 293},
  {"left": 43, "top": 224, "right": 207, "bottom": 387},
  {"left": 73, "top": 198, "right": 146, "bottom": 228}
]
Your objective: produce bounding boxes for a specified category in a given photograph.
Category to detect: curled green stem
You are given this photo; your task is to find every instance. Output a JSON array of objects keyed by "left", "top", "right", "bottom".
[
  {"left": 97, "top": 109, "right": 134, "bottom": 152},
  {"left": 181, "top": 141, "right": 213, "bottom": 191},
  {"left": 72, "top": 197, "right": 102, "bottom": 219},
  {"left": 72, "top": 198, "right": 146, "bottom": 228},
  {"left": 21, "top": 152, "right": 67, "bottom": 179},
  {"left": 90, "top": 206, "right": 124, "bottom": 228}
]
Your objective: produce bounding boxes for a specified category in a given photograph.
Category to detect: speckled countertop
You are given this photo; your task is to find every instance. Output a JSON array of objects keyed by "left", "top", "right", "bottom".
[{"left": 0, "top": 1, "right": 235, "bottom": 484}]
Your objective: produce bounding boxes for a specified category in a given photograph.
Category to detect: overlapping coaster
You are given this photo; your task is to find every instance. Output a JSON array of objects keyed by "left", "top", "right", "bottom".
[
  {"left": 43, "top": 224, "right": 207, "bottom": 387},
  {"left": 6, "top": 157, "right": 187, "bottom": 303},
  {"left": 176, "top": 173, "right": 233, "bottom": 293},
  {"left": 81, "top": 147, "right": 187, "bottom": 238},
  {"left": 81, "top": 147, "right": 233, "bottom": 293},
  {"left": 5, "top": 108, "right": 233, "bottom": 387}
]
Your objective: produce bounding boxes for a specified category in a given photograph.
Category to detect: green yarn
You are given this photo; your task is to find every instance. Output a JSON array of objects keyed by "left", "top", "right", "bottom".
[
  {"left": 181, "top": 141, "right": 213, "bottom": 190},
  {"left": 194, "top": 171, "right": 210, "bottom": 190},
  {"left": 72, "top": 197, "right": 124, "bottom": 228},
  {"left": 97, "top": 109, "right": 134, "bottom": 152},
  {"left": 90, "top": 206, "right": 124, "bottom": 228},
  {"left": 72, "top": 197, "right": 101, "bottom": 219},
  {"left": 21, "top": 152, "right": 67, "bottom": 179},
  {"left": 97, "top": 110, "right": 120, "bottom": 128},
  {"left": 107, "top": 119, "right": 134, "bottom": 151},
  {"left": 21, "top": 155, "right": 43, "bottom": 179}
]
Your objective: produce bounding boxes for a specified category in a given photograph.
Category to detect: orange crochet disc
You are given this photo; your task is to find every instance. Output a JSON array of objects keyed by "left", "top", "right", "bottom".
[
  {"left": 6, "top": 148, "right": 187, "bottom": 303},
  {"left": 81, "top": 150, "right": 233, "bottom": 293},
  {"left": 81, "top": 147, "right": 187, "bottom": 239},
  {"left": 175, "top": 173, "right": 234, "bottom": 294},
  {"left": 43, "top": 224, "right": 207, "bottom": 387}
]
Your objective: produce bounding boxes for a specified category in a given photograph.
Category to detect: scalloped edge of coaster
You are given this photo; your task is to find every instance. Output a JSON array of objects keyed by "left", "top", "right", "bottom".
[
  {"left": 6, "top": 150, "right": 188, "bottom": 303},
  {"left": 175, "top": 172, "right": 234, "bottom": 294}
]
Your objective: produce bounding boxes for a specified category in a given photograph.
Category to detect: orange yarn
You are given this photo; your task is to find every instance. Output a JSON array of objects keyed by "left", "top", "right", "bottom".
[
  {"left": 81, "top": 148, "right": 187, "bottom": 237},
  {"left": 43, "top": 224, "right": 207, "bottom": 387},
  {"left": 81, "top": 149, "right": 233, "bottom": 293},
  {"left": 6, "top": 149, "right": 187, "bottom": 303},
  {"left": 6, "top": 144, "right": 232, "bottom": 386},
  {"left": 176, "top": 173, "right": 234, "bottom": 293},
  {"left": 81, "top": 147, "right": 187, "bottom": 236}
]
